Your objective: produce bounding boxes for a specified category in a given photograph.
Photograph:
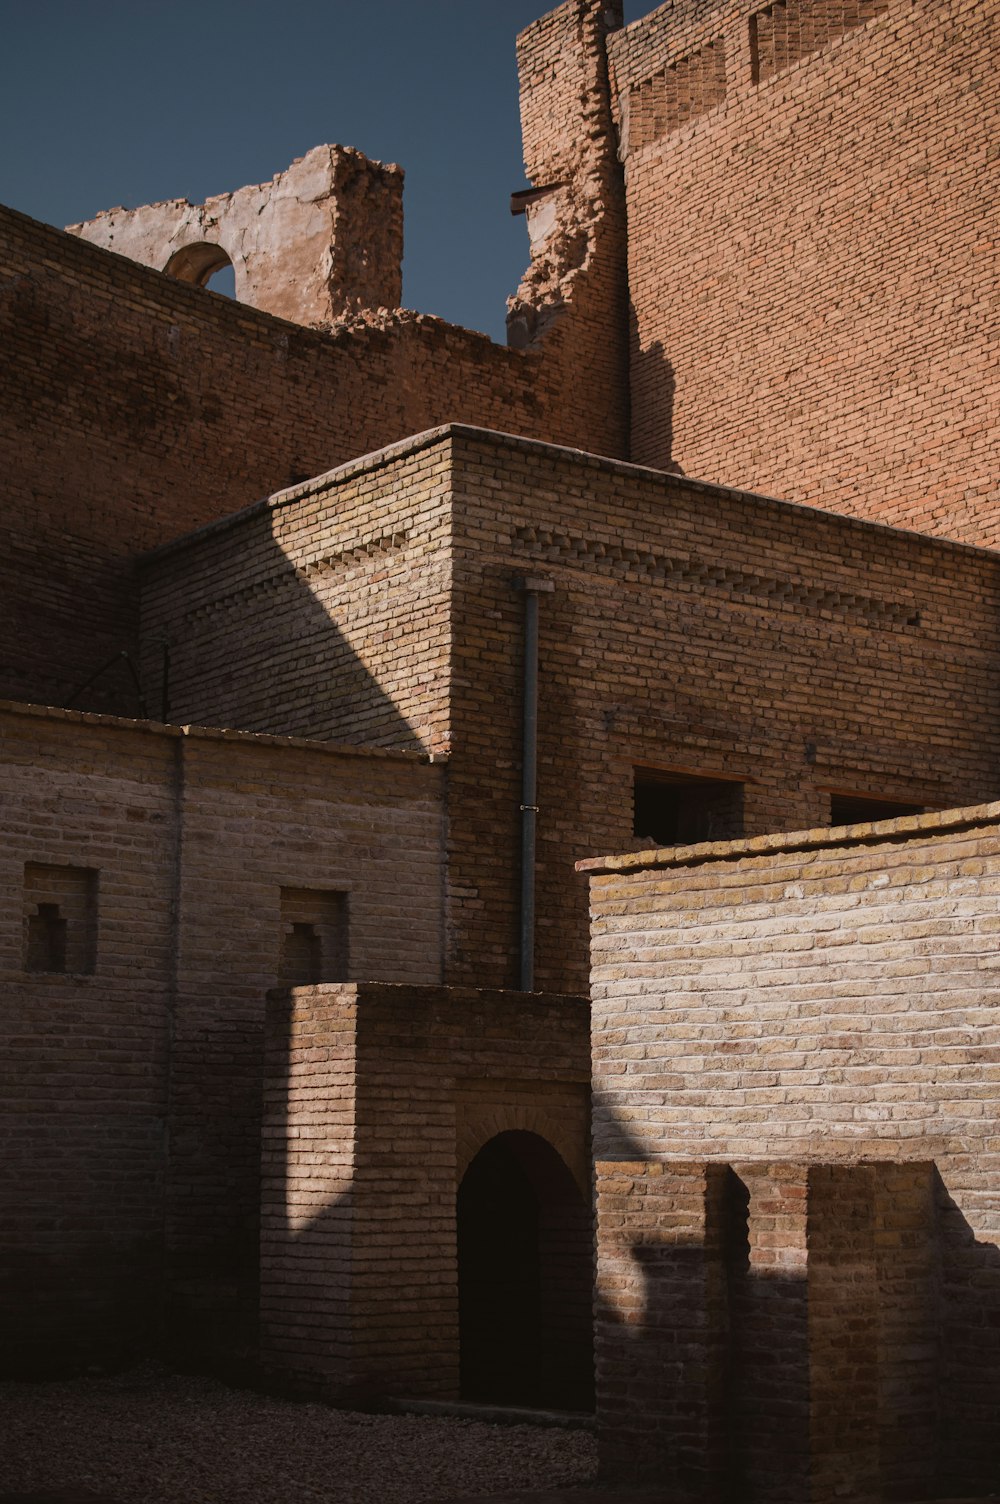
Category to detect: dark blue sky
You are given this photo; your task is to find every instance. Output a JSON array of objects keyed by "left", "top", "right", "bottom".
[{"left": 1, "top": 1, "right": 646, "bottom": 342}]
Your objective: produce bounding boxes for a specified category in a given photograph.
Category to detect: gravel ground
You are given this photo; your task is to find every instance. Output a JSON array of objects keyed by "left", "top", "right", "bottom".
[{"left": 0, "top": 1365, "right": 598, "bottom": 1504}]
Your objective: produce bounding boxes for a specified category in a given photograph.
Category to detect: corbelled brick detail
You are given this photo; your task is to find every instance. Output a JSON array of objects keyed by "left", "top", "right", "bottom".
[
  {"left": 142, "top": 426, "right": 1000, "bottom": 995},
  {"left": 0, "top": 199, "right": 625, "bottom": 719}
]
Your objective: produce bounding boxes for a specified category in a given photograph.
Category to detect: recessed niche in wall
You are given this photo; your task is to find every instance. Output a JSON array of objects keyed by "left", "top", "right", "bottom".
[
  {"left": 23, "top": 863, "right": 98, "bottom": 974},
  {"left": 278, "top": 887, "right": 349, "bottom": 987}
]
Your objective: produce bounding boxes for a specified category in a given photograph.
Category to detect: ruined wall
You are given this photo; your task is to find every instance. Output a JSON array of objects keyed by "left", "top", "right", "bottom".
[
  {"left": 507, "top": 0, "right": 629, "bottom": 454},
  {"left": 0, "top": 204, "right": 624, "bottom": 719},
  {"left": 261, "top": 982, "right": 589, "bottom": 1402},
  {"left": 610, "top": 0, "right": 1000, "bottom": 544},
  {"left": 67, "top": 146, "right": 404, "bottom": 326},
  {"left": 583, "top": 805, "right": 1000, "bottom": 1497},
  {"left": 142, "top": 425, "right": 1000, "bottom": 997},
  {"left": 0, "top": 701, "right": 444, "bottom": 1370}
]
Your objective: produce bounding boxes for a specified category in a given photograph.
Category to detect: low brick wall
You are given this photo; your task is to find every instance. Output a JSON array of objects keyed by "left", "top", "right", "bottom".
[
  {"left": 261, "top": 982, "right": 590, "bottom": 1405},
  {"left": 583, "top": 803, "right": 1000, "bottom": 1499}
]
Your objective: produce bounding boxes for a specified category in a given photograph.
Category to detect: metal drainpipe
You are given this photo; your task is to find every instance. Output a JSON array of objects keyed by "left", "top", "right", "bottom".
[{"left": 513, "top": 575, "right": 554, "bottom": 991}]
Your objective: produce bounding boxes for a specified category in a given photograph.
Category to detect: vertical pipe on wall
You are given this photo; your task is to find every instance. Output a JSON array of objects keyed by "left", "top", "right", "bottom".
[{"left": 514, "top": 575, "right": 554, "bottom": 991}]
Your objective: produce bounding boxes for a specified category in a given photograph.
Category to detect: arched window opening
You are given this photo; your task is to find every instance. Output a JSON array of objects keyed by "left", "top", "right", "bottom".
[
  {"left": 457, "top": 1129, "right": 593, "bottom": 1412},
  {"left": 163, "top": 242, "right": 235, "bottom": 296}
]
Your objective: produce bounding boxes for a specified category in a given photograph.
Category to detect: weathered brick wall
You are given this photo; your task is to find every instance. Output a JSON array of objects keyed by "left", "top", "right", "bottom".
[
  {"left": 0, "top": 202, "right": 625, "bottom": 718},
  {"left": 0, "top": 700, "right": 444, "bottom": 1370},
  {"left": 68, "top": 145, "right": 405, "bottom": 326},
  {"left": 139, "top": 434, "right": 454, "bottom": 749},
  {"left": 261, "top": 983, "right": 590, "bottom": 1403},
  {"left": 0, "top": 707, "right": 175, "bottom": 1374},
  {"left": 260, "top": 987, "right": 358, "bottom": 1385},
  {"left": 584, "top": 804, "right": 1000, "bottom": 1496},
  {"left": 508, "top": 1, "right": 629, "bottom": 452},
  {"left": 445, "top": 429, "right": 1000, "bottom": 992},
  {"left": 609, "top": 0, "right": 1000, "bottom": 544},
  {"left": 146, "top": 426, "right": 1000, "bottom": 996}
]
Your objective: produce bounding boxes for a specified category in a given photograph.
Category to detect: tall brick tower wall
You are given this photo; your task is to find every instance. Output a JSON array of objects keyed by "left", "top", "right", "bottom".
[{"left": 610, "top": 0, "right": 1000, "bottom": 545}]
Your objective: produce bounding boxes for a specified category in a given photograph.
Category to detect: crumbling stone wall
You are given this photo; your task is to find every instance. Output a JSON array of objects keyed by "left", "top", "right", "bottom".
[
  {"left": 609, "top": 0, "right": 1000, "bottom": 544},
  {"left": 139, "top": 425, "right": 1000, "bottom": 998},
  {"left": 0, "top": 700, "right": 444, "bottom": 1370},
  {"left": 67, "top": 145, "right": 404, "bottom": 327},
  {"left": 583, "top": 804, "right": 1000, "bottom": 1497}
]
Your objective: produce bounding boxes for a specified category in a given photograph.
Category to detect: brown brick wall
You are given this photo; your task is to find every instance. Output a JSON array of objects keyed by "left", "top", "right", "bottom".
[
  {"left": 0, "top": 701, "right": 444, "bottom": 1369},
  {"left": 0, "top": 709, "right": 175, "bottom": 1374},
  {"left": 0, "top": 202, "right": 626, "bottom": 719},
  {"left": 144, "top": 427, "right": 1000, "bottom": 997},
  {"left": 584, "top": 804, "right": 1000, "bottom": 1495},
  {"left": 445, "top": 429, "right": 1000, "bottom": 993},
  {"left": 261, "top": 983, "right": 590, "bottom": 1402},
  {"left": 139, "top": 435, "right": 454, "bottom": 749},
  {"left": 508, "top": 1, "right": 629, "bottom": 448},
  {"left": 610, "top": 0, "right": 1000, "bottom": 544}
]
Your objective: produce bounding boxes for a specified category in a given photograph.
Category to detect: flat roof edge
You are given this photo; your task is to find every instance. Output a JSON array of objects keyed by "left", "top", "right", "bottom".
[
  {"left": 0, "top": 697, "right": 444, "bottom": 763},
  {"left": 142, "top": 421, "right": 1000, "bottom": 569}
]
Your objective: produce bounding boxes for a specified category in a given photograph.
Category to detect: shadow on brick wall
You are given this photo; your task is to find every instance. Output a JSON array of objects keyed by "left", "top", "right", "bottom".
[
  {"left": 257, "top": 985, "right": 594, "bottom": 1411},
  {"left": 629, "top": 335, "right": 684, "bottom": 477},
  {"left": 936, "top": 1170, "right": 1000, "bottom": 1499},
  {"left": 595, "top": 1156, "right": 1000, "bottom": 1503},
  {"left": 138, "top": 502, "right": 426, "bottom": 747}
]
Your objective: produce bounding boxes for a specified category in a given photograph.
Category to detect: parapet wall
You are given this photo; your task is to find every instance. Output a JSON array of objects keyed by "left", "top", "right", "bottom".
[
  {"left": 610, "top": 0, "right": 1000, "bottom": 544},
  {"left": 584, "top": 804, "right": 1000, "bottom": 1496}
]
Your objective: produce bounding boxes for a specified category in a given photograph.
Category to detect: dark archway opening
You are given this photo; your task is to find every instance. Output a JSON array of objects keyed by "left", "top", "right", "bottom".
[
  {"left": 163, "top": 242, "right": 235, "bottom": 297},
  {"left": 457, "top": 1129, "right": 593, "bottom": 1412}
]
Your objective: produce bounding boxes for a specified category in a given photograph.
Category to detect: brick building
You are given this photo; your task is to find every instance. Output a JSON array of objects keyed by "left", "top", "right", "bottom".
[{"left": 1, "top": 0, "right": 998, "bottom": 1496}]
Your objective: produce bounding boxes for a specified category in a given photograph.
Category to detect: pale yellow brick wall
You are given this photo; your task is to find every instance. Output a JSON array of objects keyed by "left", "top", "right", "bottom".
[{"left": 584, "top": 802, "right": 1000, "bottom": 1494}]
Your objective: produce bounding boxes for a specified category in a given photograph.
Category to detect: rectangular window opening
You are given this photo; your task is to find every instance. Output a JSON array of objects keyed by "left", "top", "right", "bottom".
[
  {"left": 829, "top": 793, "right": 925, "bottom": 827},
  {"left": 633, "top": 768, "right": 745, "bottom": 846}
]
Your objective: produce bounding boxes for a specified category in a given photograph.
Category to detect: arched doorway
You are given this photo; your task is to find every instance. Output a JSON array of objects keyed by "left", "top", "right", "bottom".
[
  {"left": 457, "top": 1129, "right": 593, "bottom": 1411},
  {"left": 163, "top": 241, "right": 235, "bottom": 297}
]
